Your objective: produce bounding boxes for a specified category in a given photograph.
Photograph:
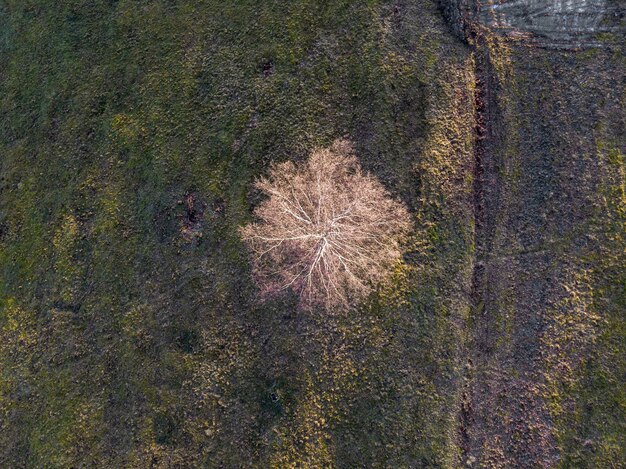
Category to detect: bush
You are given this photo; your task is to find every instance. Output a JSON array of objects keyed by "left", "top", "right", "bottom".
[{"left": 241, "top": 139, "right": 411, "bottom": 310}]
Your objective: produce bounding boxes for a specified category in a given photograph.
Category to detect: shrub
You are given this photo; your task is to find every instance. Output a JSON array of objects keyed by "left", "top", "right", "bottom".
[{"left": 241, "top": 139, "right": 411, "bottom": 310}]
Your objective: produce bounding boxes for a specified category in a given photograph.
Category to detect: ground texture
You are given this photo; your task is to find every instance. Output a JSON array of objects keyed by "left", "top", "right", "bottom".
[{"left": 0, "top": 1, "right": 624, "bottom": 467}]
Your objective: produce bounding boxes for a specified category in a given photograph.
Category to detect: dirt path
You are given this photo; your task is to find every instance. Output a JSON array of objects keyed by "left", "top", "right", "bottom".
[{"left": 458, "top": 27, "right": 501, "bottom": 468}]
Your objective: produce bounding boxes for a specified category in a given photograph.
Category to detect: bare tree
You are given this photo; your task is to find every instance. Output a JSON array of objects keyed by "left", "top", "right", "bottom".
[{"left": 240, "top": 139, "right": 411, "bottom": 310}]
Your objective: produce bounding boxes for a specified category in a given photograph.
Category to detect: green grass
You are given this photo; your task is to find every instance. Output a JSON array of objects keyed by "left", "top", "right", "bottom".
[
  {"left": 0, "top": 1, "right": 473, "bottom": 466},
  {"left": 1, "top": 1, "right": 623, "bottom": 467}
]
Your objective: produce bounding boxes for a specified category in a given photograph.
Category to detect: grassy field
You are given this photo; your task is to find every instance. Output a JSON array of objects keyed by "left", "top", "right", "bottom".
[
  {"left": 463, "top": 33, "right": 626, "bottom": 467},
  {"left": 0, "top": 1, "right": 474, "bottom": 466},
  {"left": 0, "top": 1, "right": 623, "bottom": 467}
]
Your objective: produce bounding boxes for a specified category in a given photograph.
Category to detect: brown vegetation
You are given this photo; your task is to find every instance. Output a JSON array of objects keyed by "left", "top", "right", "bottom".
[{"left": 241, "top": 139, "right": 411, "bottom": 309}]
